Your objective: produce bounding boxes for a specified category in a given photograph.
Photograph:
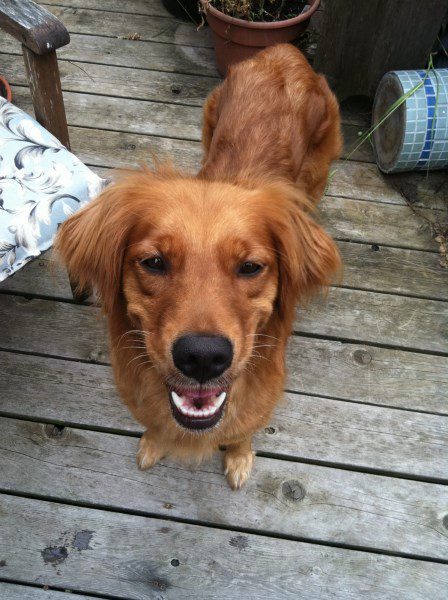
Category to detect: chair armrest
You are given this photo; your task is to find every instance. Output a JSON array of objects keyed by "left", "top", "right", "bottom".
[{"left": 0, "top": 0, "right": 69, "bottom": 55}]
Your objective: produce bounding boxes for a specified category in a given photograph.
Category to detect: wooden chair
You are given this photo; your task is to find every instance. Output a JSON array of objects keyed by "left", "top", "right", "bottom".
[
  {"left": 0, "top": 0, "right": 97, "bottom": 301},
  {"left": 0, "top": 0, "right": 70, "bottom": 148}
]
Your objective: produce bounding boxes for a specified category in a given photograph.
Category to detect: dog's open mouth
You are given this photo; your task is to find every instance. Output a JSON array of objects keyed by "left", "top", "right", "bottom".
[{"left": 169, "top": 388, "right": 227, "bottom": 430}]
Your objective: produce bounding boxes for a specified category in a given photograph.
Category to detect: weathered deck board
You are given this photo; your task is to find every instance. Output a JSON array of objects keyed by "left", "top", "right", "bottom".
[
  {"left": 285, "top": 339, "right": 448, "bottom": 413},
  {"left": 1, "top": 495, "right": 447, "bottom": 600},
  {"left": 267, "top": 395, "right": 448, "bottom": 479},
  {"left": 0, "top": 583, "right": 97, "bottom": 600},
  {"left": 338, "top": 241, "right": 446, "bottom": 300},
  {"left": 299, "top": 287, "right": 448, "bottom": 353},
  {"left": 0, "top": 351, "right": 138, "bottom": 431},
  {"left": 2, "top": 416, "right": 447, "bottom": 557},
  {"left": 1, "top": 52, "right": 220, "bottom": 108},
  {"left": 0, "top": 295, "right": 109, "bottom": 363},
  {"left": 320, "top": 195, "right": 438, "bottom": 251},
  {"left": 42, "top": 0, "right": 171, "bottom": 16},
  {"left": 0, "top": 31, "right": 219, "bottom": 77},
  {"left": 0, "top": 255, "right": 73, "bottom": 300},
  {"left": 46, "top": 4, "right": 214, "bottom": 48},
  {"left": 2, "top": 351, "right": 448, "bottom": 476},
  {"left": 1, "top": 296, "right": 446, "bottom": 412}
]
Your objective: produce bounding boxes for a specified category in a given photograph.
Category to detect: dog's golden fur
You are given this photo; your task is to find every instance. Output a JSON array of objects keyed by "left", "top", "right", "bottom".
[
  {"left": 200, "top": 44, "right": 342, "bottom": 201},
  {"left": 56, "top": 45, "right": 342, "bottom": 489}
]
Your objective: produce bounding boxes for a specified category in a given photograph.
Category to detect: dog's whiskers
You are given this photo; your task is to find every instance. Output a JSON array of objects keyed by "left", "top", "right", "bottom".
[
  {"left": 122, "top": 340, "right": 146, "bottom": 348},
  {"left": 252, "top": 344, "right": 276, "bottom": 349},
  {"left": 115, "top": 329, "right": 153, "bottom": 348},
  {"left": 126, "top": 352, "right": 151, "bottom": 369},
  {"left": 246, "top": 333, "right": 279, "bottom": 341},
  {"left": 121, "top": 347, "right": 148, "bottom": 353},
  {"left": 134, "top": 361, "right": 156, "bottom": 372},
  {"left": 251, "top": 350, "right": 271, "bottom": 363},
  {"left": 243, "top": 360, "right": 256, "bottom": 375}
]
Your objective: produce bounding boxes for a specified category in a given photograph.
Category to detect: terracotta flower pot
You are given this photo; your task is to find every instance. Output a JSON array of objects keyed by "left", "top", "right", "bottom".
[
  {"left": 201, "top": 0, "right": 320, "bottom": 76},
  {"left": 0, "top": 75, "right": 12, "bottom": 102}
]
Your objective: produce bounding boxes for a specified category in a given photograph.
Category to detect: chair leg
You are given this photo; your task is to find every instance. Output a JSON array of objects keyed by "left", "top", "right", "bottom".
[{"left": 22, "top": 45, "right": 70, "bottom": 149}]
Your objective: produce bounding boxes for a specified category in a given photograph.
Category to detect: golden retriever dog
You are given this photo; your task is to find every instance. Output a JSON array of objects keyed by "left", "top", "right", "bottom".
[{"left": 56, "top": 44, "right": 342, "bottom": 489}]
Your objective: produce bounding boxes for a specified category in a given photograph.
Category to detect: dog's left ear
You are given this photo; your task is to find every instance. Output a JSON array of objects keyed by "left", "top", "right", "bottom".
[
  {"left": 55, "top": 176, "right": 144, "bottom": 313},
  {"left": 262, "top": 186, "right": 341, "bottom": 322}
]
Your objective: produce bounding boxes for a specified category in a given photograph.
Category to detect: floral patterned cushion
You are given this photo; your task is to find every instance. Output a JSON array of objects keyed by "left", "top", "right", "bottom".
[{"left": 0, "top": 97, "right": 106, "bottom": 281}]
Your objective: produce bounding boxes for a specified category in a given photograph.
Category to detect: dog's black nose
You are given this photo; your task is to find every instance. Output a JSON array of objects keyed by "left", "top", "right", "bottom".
[{"left": 172, "top": 335, "right": 233, "bottom": 383}]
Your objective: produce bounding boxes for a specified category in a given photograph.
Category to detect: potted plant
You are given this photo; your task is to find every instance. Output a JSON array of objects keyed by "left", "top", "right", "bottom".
[{"left": 200, "top": 0, "right": 320, "bottom": 76}]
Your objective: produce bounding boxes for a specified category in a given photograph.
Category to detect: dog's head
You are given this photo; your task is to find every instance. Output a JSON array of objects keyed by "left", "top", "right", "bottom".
[{"left": 57, "top": 167, "right": 340, "bottom": 432}]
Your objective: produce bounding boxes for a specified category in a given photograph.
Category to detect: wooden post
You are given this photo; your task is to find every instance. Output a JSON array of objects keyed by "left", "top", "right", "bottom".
[
  {"left": 314, "top": 0, "right": 448, "bottom": 100},
  {"left": 22, "top": 46, "right": 70, "bottom": 150}
]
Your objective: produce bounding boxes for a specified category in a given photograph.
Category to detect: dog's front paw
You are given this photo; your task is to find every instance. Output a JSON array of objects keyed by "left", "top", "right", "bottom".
[
  {"left": 224, "top": 449, "right": 254, "bottom": 490},
  {"left": 137, "top": 434, "right": 163, "bottom": 470}
]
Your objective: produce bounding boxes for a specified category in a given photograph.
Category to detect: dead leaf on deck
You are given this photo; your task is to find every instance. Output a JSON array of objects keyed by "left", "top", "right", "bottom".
[{"left": 117, "top": 33, "right": 141, "bottom": 40}]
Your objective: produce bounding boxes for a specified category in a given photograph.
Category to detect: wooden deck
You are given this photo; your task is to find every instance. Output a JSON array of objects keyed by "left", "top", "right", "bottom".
[{"left": 0, "top": 1, "right": 448, "bottom": 598}]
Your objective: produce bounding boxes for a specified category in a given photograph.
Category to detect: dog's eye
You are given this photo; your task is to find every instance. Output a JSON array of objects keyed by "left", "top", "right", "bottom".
[
  {"left": 140, "top": 255, "right": 166, "bottom": 273},
  {"left": 238, "top": 261, "right": 264, "bottom": 276}
]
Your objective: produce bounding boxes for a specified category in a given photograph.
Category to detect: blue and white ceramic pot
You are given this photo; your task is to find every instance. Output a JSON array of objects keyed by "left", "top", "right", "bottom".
[{"left": 373, "top": 69, "right": 448, "bottom": 173}]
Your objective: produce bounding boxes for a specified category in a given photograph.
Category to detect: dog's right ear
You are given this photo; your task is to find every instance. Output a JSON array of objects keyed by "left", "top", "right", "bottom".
[
  {"left": 257, "top": 183, "right": 341, "bottom": 325},
  {"left": 55, "top": 182, "right": 136, "bottom": 313}
]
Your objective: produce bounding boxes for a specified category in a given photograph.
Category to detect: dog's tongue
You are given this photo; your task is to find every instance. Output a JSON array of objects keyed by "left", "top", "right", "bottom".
[
  {"left": 178, "top": 388, "right": 222, "bottom": 409},
  {"left": 182, "top": 388, "right": 221, "bottom": 400}
]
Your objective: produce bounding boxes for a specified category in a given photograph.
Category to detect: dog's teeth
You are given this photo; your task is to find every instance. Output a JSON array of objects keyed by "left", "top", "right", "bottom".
[
  {"left": 215, "top": 392, "right": 226, "bottom": 409},
  {"left": 171, "top": 391, "right": 183, "bottom": 410},
  {"left": 171, "top": 390, "right": 227, "bottom": 419}
]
